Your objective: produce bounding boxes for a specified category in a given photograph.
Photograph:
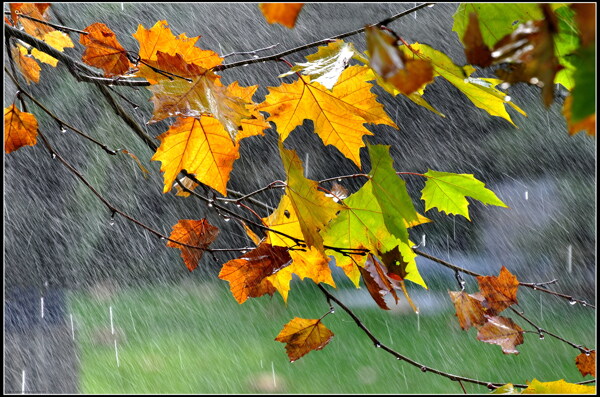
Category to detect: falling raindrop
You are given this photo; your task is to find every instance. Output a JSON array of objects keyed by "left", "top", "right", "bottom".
[
  {"left": 40, "top": 297, "right": 44, "bottom": 319},
  {"left": 21, "top": 370, "right": 26, "bottom": 394},
  {"left": 566, "top": 244, "right": 573, "bottom": 274},
  {"left": 109, "top": 306, "right": 115, "bottom": 335},
  {"left": 524, "top": 191, "right": 529, "bottom": 200},
  {"left": 271, "top": 361, "right": 276, "bottom": 388},
  {"left": 114, "top": 339, "right": 120, "bottom": 367},
  {"left": 70, "top": 313, "right": 75, "bottom": 341}
]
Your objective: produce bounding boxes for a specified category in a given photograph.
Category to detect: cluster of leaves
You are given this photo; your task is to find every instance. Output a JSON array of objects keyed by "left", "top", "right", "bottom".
[{"left": 4, "top": 3, "right": 595, "bottom": 393}]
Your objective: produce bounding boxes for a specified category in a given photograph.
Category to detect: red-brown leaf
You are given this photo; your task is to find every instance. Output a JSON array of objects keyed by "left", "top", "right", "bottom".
[
  {"left": 218, "top": 243, "right": 292, "bottom": 304},
  {"left": 575, "top": 349, "right": 596, "bottom": 377},
  {"left": 166, "top": 219, "right": 219, "bottom": 271},
  {"left": 4, "top": 104, "right": 38, "bottom": 153},
  {"left": 80, "top": 23, "right": 131, "bottom": 76},
  {"left": 476, "top": 266, "right": 519, "bottom": 313}
]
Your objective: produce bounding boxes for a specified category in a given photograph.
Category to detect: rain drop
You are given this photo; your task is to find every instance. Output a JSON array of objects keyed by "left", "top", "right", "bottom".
[
  {"left": 60, "top": 125, "right": 67, "bottom": 134},
  {"left": 337, "top": 178, "right": 342, "bottom": 182},
  {"left": 420, "top": 366, "right": 427, "bottom": 372},
  {"left": 207, "top": 200, "right": 214, "bottom": 208},
  {"left": 235, "top": 202, "right": 242, "bottom": 208},
  {"left": 374, "top": 342, "right": 381, "bottom": 348},
  {"left": 487, "top": 383, "right": 495, "bottom": 390},
  {"left": 427, "top": 3, "right": 435, "bottom": 7},
  {"left": 538, "top": 333, "right": 545, "bottom": 340},
  {"left": 51, "top": 153, "right": 57, "bottom": 159},
  {"left": 223, "top": 216, "right": 231, "bottom": 222},
  {"left": 584, "top": 351, "right": 591, "bottom": 357},
  {"left": 569, "top": 299, "right": 577, "bottom": 306},
  {"left": 109, "top": 216, "right": 115, "bottom": 226},
  {"left": 329, "top": 308, "right": 335, "bottom": 314},
  {"left": 504, "top": 95, "right": 511, "bottom": 102},
  {"left": 252, "top": 55, "right": 259, "bottom": 59},
  {"left": 529, "top": 77, "right": 539, "bottom": 85},
  {"left": 500, "top": 82, "right": 511, "bottom": 90},
  {"left": 491, "top": 50, "right": 502, "bottom": 58},
  {"left": 133, "top": 105, "right": 139, "bottom": 110}
]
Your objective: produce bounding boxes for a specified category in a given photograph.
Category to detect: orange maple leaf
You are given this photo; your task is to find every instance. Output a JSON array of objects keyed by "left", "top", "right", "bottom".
[
  {"left": 80, "top": 23, "right": 132, "bottom": 77},
  {"left": 10, "top": 3, "right": 54, "bottom": 39},
  {"left": 4, "top": 104, "right": 38, "bottom": 153},
  {"left": 152, "top": 116, "right": 240, "bottom": 196},
  {"left": 166, "top": 219, "right": 219, "bottom": 271},
  {"left": 11, "top": 45, "right": 41, "bottom": 85},
  {"left": 218, "top": 243, "right": 292, "bottom": 304},
  {"left": 476, "top": 266, "right": 519, "bottom": 313},
  {"left": 575, "top": 349, "right": 596, "bottom": 377},
  {"left": 132, "top": 20, "right": 223, "bottom": 84},
  {"left": 275, "top": 317, "right": 334, "bottom": 362},
  {"left": 258, "top": 65, "right": 397, "bottom": 167},
  {"left": 259, "top": 3, "right": 304, "bottom": 28}
]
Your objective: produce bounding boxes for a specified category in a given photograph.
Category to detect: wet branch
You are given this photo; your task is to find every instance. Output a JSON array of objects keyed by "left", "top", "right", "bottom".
[
  {"left": 7, "top": 10, "right": 90, "bottom": 35},
  {"left": 316, "top": 284, "right": 530, "bottom": 391}
]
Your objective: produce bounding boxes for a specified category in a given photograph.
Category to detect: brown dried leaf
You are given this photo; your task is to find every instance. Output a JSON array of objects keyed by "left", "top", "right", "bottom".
[
  {"left": 476, "top": 266, "right": 519, "bottom": 313},
  {"left": 166, "top": 219, "right": 219, "bottom": 271},
  {"left": 476, "top": 315, "right": 524, "bottom": 354},
  {"left": 448, "top": 290, "right": 488, "bottom": 330},
  {"left": 4, "top": 104, "right": 38, "bottom": 153},
  {"left": 218, "top": 243, "right": 292, "bottom": 304},
  {"left": 575, "top": 349, "right": 596, "bottom": 377},
  {"left": 358, "top": 253, "right": 399, "bottom": 310},
  {"left": 80, "top": 22, "right": 132, "bottom": 76},
  {"left": 463, "top": 13, "right": 492, "bottom": 67},
  {"left": 275, "top": 317, "right": 334, "bottom": 362}
]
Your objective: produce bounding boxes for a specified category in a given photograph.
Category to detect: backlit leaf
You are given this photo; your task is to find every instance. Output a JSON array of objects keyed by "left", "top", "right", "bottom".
[
  {"left": 4, "top": 104, "right": 38, "bottom": 153},
  {"left": 421, "top": 169, "right": 508, "bottom": 221},
  {"left": 259, "top": 65, "right": 397, "bottom": 168},
  {"left": 148, "top": 70, "right": 255, "bottom": 140},
  {"left": 279, "top": 40, "right": 360, "bottom": 89},
  {"left": 367, "top": 144, "right": 418, "bottom": 243},
  {"left": 151, "top": 116, "right": 240, "bottom": 196},
  {"left": 275, "top": 317, "right": 334, "bottom": 362},
  {"left": 166, "top": 219, "right": 219, "bottom": 271},
  {"left": 31, "top": 30, "right": 74, "bottom": 67},
  {"left": 279, "top": 143, "right": 340, "bottom": 251},
  {"left": 80, "top": 22, "right": 132, "bottom": 76},
  {"left": 522, "top": 379, "right": 596, "bottom": 394},
  {"left": 259, "top": 3, "right": 304, "bottom": 28},
  {"left": 399, "top": 43, "right": 526, "bottom": 126},
  {"left": 575, "top": 350, "right": 596, "bottom": 377},
  {"left": 218, "top": 243, "right": 292, "bottom": 304},
  {"left": 476, "top": 315, "right": 524, "bottom": 354},
  {"left": 477, "top": 266, "right": 519, "bottom": 313},
  {"left": 365, "top": 26, "right": 433, "bottom": 95}
]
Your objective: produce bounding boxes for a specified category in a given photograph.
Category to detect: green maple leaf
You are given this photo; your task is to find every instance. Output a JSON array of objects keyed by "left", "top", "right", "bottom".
[
  {"left": 367, "top": 143, "right": 418, "bottom": 243},
  {"left": 421, "top": 170, "right": 508, "bottom": 220}
]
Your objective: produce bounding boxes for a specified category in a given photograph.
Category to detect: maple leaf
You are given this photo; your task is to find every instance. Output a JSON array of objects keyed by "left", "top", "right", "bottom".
[
  {"left": 258, "top": 65, "right": 397, "bottom": 168},
  {"left": 259, "top": 3, "right": 304, "bottom": 28},
  {"left": 132, "top": 20, "right": 223, "bottom": 84},
  {"left": 218, "top": 243, "right": 292, "bottom": 304},
  {"left": 147, "top": 70, "right": 255, "bottom": 141},
  {"left": 275, "top": 317, "right": 334, "bottom": 362},
  {"left": 562, "top": 95, "right": 595, "bottom": 137},
  {"left": 575, "top": 349, "right": 596, "bottom": 377},
  {"left": 448, "top": 290, "right": 488, "bottom": 330},
  {"left": 521, "top": 379, "right": 596, "bottom": 394},
  {"left": 11, "top": 45, "right": 41, "bottom": 84},
  {"left": 476, "top": 266, "right": 519, "bottom": 313},
  {"left": 476, "top": 315, "right": 524, "bottom": 354},
  {"left": 322, "top": 180, "right": 427, "bottom": 289},
  {"left": 259, "top": 193, "right": 336, "bottom": 302},
  {"left": 365, "top": 26, "right": 433, "bottom": 95},
  {"left": 10, "top": 3, "right": 54, "bottom": 39},
  {"left": 166, "top": 219, "right": 219, "bottom": 271},
  {"left": 421, "top": 169, "right": 508, "bottom": 221},
  {"left": 399, "top": 43, "right": 527, "bottom": 127},
  {"left": 279, "top": 143, "right": 340, "bottom": 251},
  {"left": 31, "top": 30, "right": 74, "bottom": 67},
  {"left": 80, "top": 23, "right": 132, "bottom": 77},
  {"left": 152, "top": 116, "right": 240, "bottom": 196},
  {"left": 4, "top": 104, "right": 38, "bottom": 154},
  {"left": 279, "top": 40, "right": 361, "bottom": 89},
  {"left": 367, "top": 144, "right": 418, "bottom": 243}
]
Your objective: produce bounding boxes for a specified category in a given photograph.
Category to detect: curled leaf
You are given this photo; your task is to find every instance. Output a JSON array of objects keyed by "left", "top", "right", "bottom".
[
  {"left": 448, "top": 290, "right": 488, "bottom": 330},
  {"left": 80, "top": 22, "right": 131, "bottom": 76},
  {"left": 476, "top": 315, "right": 524, "bottom": 354}
]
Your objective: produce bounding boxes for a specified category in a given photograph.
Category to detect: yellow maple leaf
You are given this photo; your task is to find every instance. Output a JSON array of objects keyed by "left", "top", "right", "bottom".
[
  {"left": 148, "top": 70, "right": 255, "bottom": 141},
  {"left": 31, "top": 30, "right": 74, "bottom": 67},
  {"left": 4, "top": 104, "right": 39, "bottom": 153},
  {"left": 152, "top": 116, "right": 240, "bottom": 196},
  {"left": 258, "top": 65, "right": 397, "bottom": 168},
  {"left": 132, "top": 20, "right": 223, "bottom": 84},
  {"left": 275, "top": 317, "right": 334, "bottom": 362}
]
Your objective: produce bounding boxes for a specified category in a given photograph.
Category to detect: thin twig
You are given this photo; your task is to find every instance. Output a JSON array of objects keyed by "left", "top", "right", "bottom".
[
  {"left": 11, "top": 11, "right": 90, "bottom": 35},
  {"left": 222, "top": 43, "right": 280, "bottom": 58}
]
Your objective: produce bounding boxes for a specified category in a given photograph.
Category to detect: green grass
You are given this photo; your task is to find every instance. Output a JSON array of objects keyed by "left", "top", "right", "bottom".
[{"left": 69, "top": 280, "right": 595, "bottom": 394}]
